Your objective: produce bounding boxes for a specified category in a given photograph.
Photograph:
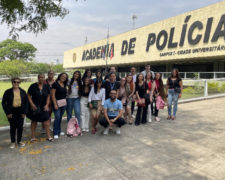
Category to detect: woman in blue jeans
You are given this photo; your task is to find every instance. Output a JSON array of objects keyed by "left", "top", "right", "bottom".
[
  {"left": 166, "top": 68, "right": 183, "bottom": 120},
  {"left": 51, "top": 73, "right": 68, "bottom": 139},
  {"left": 67, "top": 71, "right": 82, "bottom": 125}
]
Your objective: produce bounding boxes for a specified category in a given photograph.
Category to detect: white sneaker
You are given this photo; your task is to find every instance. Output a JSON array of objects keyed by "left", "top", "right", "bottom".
[
  {"left": 85, "top": 129, "right": 89, "bottom": 132},
  {"left": 18, "top": 142, "right": 25, "bottom": 147},
  {"left": 82, "top": 129, "right": 85, "bottom": 132},
  {"left": 9, "top": 143, "right": 16, "bottom": 149},
  {"left": 116, "top": 127, "right": 121, "bottom": 135},
  {"left": 54, "top": 135, "right": 59, "bottom": 139},
  {"left": 103, "top": 128, "right": 109, "bottom": 135},
  {"left": 60, "top": 132, "right": 65, "bottom": 136}
]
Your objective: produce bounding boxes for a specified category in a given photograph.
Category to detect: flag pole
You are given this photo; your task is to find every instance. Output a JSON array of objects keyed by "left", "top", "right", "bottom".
[{"left": 105, "top": 25, "right": 109, "bottom": 76}]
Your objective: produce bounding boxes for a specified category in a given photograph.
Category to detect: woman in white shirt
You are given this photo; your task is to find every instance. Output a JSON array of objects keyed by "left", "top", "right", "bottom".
[{"left": 88, "top": 79, "right": 105, "bottom": 134}]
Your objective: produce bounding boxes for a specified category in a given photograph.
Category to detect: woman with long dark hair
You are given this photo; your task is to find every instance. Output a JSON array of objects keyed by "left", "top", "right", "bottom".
[
  {"left": 67, "top": 71, "right": 82, "bottom": 125},
  {"left": 135, "top": 73, "right": 148, "bottom": 125},
  {"left": 145, "top": 71, "right": 155, "bottom": 122},
  {"left": 82, "top": 69, "right": 93, "bottom": 84},
  {"left": 51, "top": 73, "right": 68, "bottom": 139},
  {"left": 2, "top": 77, "right": 28, "bottom": 148},
  {"left": 124, "top": 74, "right": 135, "bottom": 124},
  {"left": 153, "top": 73, "right": 166, "bottom": 121},
  {"left": 93, "top": 69, "right": 105, "bottom": 84},
  {"left": 166, "top": 68, "right": 183, "bottom": 120},
  {"left": 80, "top": 77, "right": 91, "bottom": 132},
  {"left": 88, "top": 79, "right": 105, "bottom": 134}
]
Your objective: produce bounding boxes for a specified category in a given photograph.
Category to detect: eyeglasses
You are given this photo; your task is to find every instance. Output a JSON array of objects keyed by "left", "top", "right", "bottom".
[{"left": 13, "top": 81, "right": 20, "bottom": 84}]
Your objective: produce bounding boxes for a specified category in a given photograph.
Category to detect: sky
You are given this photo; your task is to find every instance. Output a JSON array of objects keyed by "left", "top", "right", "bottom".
[{"left": 0, "top": 0, "right": 223, "bottom": 63}]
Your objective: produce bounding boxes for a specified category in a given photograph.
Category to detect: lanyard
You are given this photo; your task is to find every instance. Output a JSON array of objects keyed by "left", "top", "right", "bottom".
[{"left": 110, "top": 83, "right": 115, "bottom": 90}]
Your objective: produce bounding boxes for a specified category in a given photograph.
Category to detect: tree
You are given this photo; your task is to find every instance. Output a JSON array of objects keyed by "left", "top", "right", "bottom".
[
  {"left": 0, "top": 39, "right": 37, "bottom": 61},
  {"left": 0, "top": 60, "right": 27, "bottom": 77},
  {"left": 0, "top": 0, "right": 70, "bottom": 38}
]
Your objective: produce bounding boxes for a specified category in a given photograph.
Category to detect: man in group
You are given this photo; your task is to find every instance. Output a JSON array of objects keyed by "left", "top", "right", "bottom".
[
  {"left": 141, "top": 64, "right": 155, "bottom": 79},
  {"left": 41, "top": 70, "right": 55, "bottom": 133},
  {"left": 100, "top": 90, "right": 125, "bottom": 135},
  {"left": 104, "top": 72, "right": 120, "bottom": 99},
  {"left": 104, "top": 66, "right": 121, "bottom": 81}
]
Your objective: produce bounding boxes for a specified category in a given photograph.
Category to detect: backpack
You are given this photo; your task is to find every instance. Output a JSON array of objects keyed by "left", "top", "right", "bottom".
[{"left": 67, "top": 117, "right": 82, "bottom": 137}]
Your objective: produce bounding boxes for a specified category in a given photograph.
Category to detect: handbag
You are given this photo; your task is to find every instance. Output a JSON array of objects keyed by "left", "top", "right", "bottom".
[
  {"left": 156, "top": 96, "right": 165, "bottom": 110},
  {"left": 57, "top": 99, "right": 67, "bottom": 107},
  {"left": 137, "top": 98, "right": 146, "bottom": 107},
  {"left": 91, "top": 100, "right": 98, "bottom": 109}
]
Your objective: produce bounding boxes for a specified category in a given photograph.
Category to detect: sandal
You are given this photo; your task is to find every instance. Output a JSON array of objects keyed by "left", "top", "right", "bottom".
[
  {"left": 167, "top": 116, "right": 171, "bottom": 120},
  {"left": 91, "top": 129, "right": 96, "bottom": 134},
  {"left": 47, "top": 138, "right": 54, "bottom": 142},
  {"left": 171, "top": 116, "right": 176, "bottom": 120},
  {"left": 30, "top": 138, "right": 37, "bottom": 142}
]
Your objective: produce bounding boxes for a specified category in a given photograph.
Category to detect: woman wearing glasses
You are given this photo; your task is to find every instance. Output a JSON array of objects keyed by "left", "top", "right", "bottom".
[{"left": 2, "top": 77, "right": 28, "bottom": 148}]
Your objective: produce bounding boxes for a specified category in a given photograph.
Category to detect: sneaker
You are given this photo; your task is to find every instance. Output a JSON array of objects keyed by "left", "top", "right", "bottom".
[
  {"left": 41, "top": 128, "right": 46, "bottom": 134},
  {"left": 82, "top": 129, "right": 85, "bottom": 132},
  {"left": 116, "top": 128, "right": 121, "bottom": 135},
  {"left": 54, "top": 135, "right": 59, "bottom": 139},
  {"left": 85, "top": 129, "right": 89, "bottom": 132},
  {"left": 155, "top": 117, "right": 160, "bottom": 122},
  {"left": 60, "top": 132, "right": 65, "bottom": 136},
  {"left": 103, "top": 128, "right": 109, "bottom": 135},
  {"left": 18, "top": 142, "right": 25, "bottom": 147},
  {"left": 9, "top": 143, "right": 16, "bottom": 149}
]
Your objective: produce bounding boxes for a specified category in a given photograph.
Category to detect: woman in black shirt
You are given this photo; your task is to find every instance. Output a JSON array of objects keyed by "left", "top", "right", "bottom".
[
  {"left": 27, "top": 74, "right": 53, "bottom": 142},
  {"left": 166, "top": 68, "right": 183, "bottom": 120},
  {"left": 135, "top": 73, "right": 148, "bottom": 125},
  {"left": 51, "top": 73, "right": 68, "bottom": 139},
  {"left": 2, "top": 77, "right": 28, "bottom": 148}
]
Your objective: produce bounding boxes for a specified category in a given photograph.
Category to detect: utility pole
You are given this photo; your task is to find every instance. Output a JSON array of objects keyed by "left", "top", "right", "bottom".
[{"left": 132, "top": 14, "right": 137, "bottom": 29}]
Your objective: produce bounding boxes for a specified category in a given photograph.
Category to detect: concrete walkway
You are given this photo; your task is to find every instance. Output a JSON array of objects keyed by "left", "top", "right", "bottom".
[{"left": 0, "top": 98, "right": 225, "bottom": 180}]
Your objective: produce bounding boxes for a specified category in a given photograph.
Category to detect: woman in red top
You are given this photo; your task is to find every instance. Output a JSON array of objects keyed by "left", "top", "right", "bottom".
[
  {"left": 145, "top": 71, "right": 155, "bottom": 122},
  {"left": 153, "top": 73, "right": 166, "bottom": 121}
]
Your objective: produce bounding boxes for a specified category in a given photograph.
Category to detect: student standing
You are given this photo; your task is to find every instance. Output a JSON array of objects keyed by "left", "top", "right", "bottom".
[
  {"left": 67, "top": 71, "right": 82, "bottom": 125},
  {"left": 166, "top": 68, "right": 183, "bottom": 120},
  {"left": 135, "top": 73, "right": 148, "bottom": 125},
  {"left": 27, "top": 74, "right": 53, "bottom": 142},
  {"left": 80, "top": 77, "right": 91, "bottom": 132},
  {"left": 154, "top": 73, "right": 166, "bottom": 121},
  {"left": 88, "top": 79, "right": 105, "bottom": 134},
  {"left": 51, "top": 73, "right": 68, "bottom": 139},
  {"left": 2, "top": 77, "right": 28, "bottom": 148}
]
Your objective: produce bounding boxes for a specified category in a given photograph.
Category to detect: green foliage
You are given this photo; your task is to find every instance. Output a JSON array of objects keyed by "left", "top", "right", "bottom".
[
  {"left": 0, "top": 39, "right": 37, "bottom": 61},
  {"left": 0, "top": 0, "right": 69, "bottom": 38},
  {"left": 0, "top": 60, "right": 64, "bottom": 77},
  {"left": 51, "top": 64, "right": 64, "bottom": 73},
  {"left": 208, "top": 82, "right": 220, "bottom": 93},
  {"left": 0, "top": 60, "right": 27, "bottom": 77}
]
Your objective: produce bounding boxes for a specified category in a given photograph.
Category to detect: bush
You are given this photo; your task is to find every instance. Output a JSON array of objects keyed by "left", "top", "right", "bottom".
[{"left": 0, "top": 60, "right": 27, "bottom": 77}]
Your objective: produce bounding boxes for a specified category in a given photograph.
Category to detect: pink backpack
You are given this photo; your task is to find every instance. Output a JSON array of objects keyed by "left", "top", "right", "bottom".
[
  {"left": 67, "top": 117, "right": 82, "bottom": 137},
  {"left": 156, "top": 96, "right": 165, "bottom": 110}
]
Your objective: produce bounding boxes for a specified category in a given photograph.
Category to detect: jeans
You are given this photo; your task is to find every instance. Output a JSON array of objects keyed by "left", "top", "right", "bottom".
[
  {"left": 66, "top": 98, "right": 81, "bottom": 125},
  {"left": 80, "top": 97, "right": 90, "bottom": 130},
  {"left": 168, "top": 89, "right": 179, "bottom": 116},
  {"left": 100, "top": 116, "right": 125, "bottom": 128},
  {"left": 53, "top": 106, "right": 66, "bottom": 136}
]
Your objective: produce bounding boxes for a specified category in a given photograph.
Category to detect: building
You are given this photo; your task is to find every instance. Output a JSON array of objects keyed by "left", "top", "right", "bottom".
[{"left": 63, "top": 1, "right": 225, "bottom": 73}]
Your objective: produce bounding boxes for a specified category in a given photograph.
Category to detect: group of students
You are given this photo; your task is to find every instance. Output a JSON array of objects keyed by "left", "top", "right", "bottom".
[{"left": 2, "top": 65, "right": 183, "bottom": 149}]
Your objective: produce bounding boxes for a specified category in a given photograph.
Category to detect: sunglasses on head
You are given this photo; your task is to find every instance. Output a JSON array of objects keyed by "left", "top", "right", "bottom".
[{"left": 13, "top": 81, "right": 20, "bottom": 84}]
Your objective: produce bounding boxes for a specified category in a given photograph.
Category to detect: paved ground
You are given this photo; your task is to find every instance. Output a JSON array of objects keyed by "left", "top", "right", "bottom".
[{"left": 0, "top": 98, "right": 225, "bottom": 180}]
